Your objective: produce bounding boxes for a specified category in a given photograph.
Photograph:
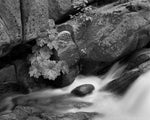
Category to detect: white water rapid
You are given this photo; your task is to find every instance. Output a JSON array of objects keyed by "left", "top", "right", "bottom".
[
  {"left": 3, "top": 62, "right": 150, "bottom": 120},
  {"left": 56, "top": 62, "right": 150, "bottom": 120}
]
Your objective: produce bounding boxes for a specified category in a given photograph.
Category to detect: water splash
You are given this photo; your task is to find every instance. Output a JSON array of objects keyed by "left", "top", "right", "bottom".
[
  {"left": 64, "top": 62, "right": 150, "bottom": 120},
  {"left": 120, "top": 70, "right": 150, "bottom": 119},
  {"left": 3, "top": 61, "right": 150, "bottom": 120}
]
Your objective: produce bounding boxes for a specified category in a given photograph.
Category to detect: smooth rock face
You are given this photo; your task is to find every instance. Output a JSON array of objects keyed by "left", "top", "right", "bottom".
[
  {"left": 0, "top": 0, "right": 22, "bottom": 56},
  {"left": 22, "top": 0, "right": 49, "bottom": 41},
  {"left": 71, "top": 84, "right": 95, "bottom": 97}
]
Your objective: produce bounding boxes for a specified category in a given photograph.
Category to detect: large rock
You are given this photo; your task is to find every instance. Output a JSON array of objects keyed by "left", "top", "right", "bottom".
[
  {"left": 0, "top": 0, "right": 22, "bottom": 56},
  {"left": 47, "top": 31, "right": 80, "bottom": 87},
  {"left": 78, "top": 1, "right": 150, "bottom": 62},
  {"left": 65, "top": 0, "right": 150, "bottom": 63},
  {"left": 21, "top": 0, "right": 49, "bottom": 41}
]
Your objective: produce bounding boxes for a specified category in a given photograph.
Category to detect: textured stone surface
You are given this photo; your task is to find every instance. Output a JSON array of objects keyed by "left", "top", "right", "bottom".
[
  {"left": 55, "top": 0, "right": 150, "bottom": 75},
  {"left": 22, "top": 0, "right": 49, "bottom": 41},
  {"left": 68, "top": 0, "right": 150, "bottom": 63},
  {"left": 0, "top": 0, "right": 22, "bottom": 56},
  {"left": 48, "top": 0, "right": 72, "bottom": 21}
]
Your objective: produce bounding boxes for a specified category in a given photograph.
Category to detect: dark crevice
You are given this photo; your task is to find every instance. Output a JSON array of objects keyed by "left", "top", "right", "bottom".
[
  {"left": 55, "top": 0, "right": 119, "bottom": 24},
  {"left": 0, "top": 40, "right": 36, "bottom": 69},
  {"left": 55, "top": 0, "right": 100, "bottom": 24},
  {"left": 19, "top": 0, "right": 25, "bottom": 42}
]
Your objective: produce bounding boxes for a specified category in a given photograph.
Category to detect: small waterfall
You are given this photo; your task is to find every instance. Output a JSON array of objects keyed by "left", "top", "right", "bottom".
[
  {"left": 120, "top": 70, "right": 150, "bottom": 119},
  {"left": 2, "top": 61, "right": 150, "bottom": 120},
  {"left": 64, "top": 62, "right": 150, "bottom": 120}
]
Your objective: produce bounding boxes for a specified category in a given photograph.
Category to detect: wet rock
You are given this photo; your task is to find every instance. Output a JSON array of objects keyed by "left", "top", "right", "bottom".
[
  {"left": 13, "top": 106, "right": 41, "bottom": 120},
  {"left": 57, "top": 31, "right": 80, "bottom": 67},
  {"left": 0, "top": 113, "right": 17, "bottom": 120},
  {"left": 0, "top": 94, "right": 98, "bottom": 120},
  {"left": 21, "top": 0, "right": 49, "bottom": 41},
  {"left": 102, "top": 68, "right": 142, "bottom": 95},
  {"left": 138, "top": 60, "right": 150, "bottom": 73},
  {"left": 40, "top": 112, "right": 99, "bottom": 120},
  {"left": 71, "top": 84, "right": 95, "bottom": 97},
  {"left": 126, "top": 49, "right": 150, "bottom": 70},
  {"left": 0, "top": 0, "right": 22, "bottom": 57}
]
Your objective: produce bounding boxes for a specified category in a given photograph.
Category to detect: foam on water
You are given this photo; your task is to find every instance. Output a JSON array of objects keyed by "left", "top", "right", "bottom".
[
  {"left": 62, "top": 62, "right": 150, "bottom": 120},
  {"left": 3, "top": 61, "right": 150, "bottom": 120}
]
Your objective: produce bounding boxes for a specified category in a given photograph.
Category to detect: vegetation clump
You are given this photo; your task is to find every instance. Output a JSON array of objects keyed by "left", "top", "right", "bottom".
[
  {"left": 29, "top": 19, "right": 69, "bottom": 80},
  {"left": 71, "top": 0, "right": 93, "bottom": 23}
]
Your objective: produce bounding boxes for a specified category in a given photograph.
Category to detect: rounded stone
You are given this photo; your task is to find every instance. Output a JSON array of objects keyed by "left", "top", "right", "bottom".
[{"left": 71, "top": 84, "right": 95, "bottom": 97}]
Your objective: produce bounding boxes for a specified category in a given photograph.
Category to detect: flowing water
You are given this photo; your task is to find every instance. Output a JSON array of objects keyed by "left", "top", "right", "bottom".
[
  {"left": 1, "top": 62, "right": 150, "bottom": 120},
  {"left": 58, "top": 62, "right": 150, "bottom": 120}
]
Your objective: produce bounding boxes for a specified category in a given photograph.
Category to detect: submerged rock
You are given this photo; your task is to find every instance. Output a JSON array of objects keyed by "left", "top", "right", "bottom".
[
  {"left": 0, "top": 93, "right": 99, "bottom": 120},
  {"left": 40, "top": 112, "right": 99, "bottom": 120},
  {"left": 126, "top": 49, "right": 150, "bottom": 70},
  {"left": 71, "top": 84, "right": 95, "bottom": 97},
  {"left": 102, "top": 68, "right": 142, "bottom": 95}
]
